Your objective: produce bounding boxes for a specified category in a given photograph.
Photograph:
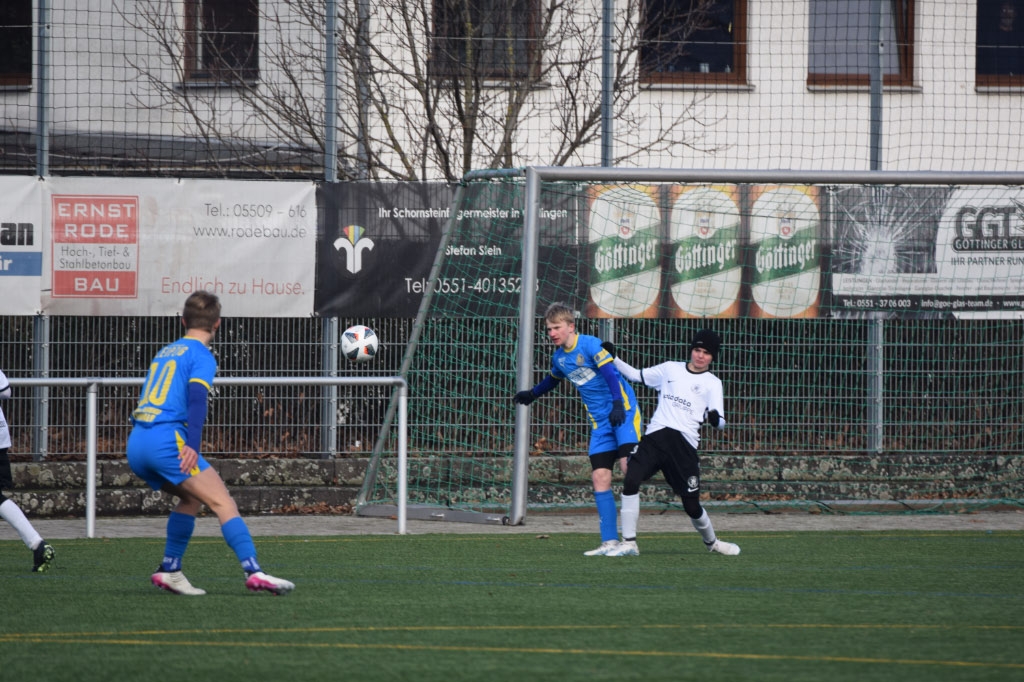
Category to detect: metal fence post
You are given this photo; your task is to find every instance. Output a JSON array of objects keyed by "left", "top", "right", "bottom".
[
  {"left": 321, "top": 317, "right": 340, "bottom": 457},
  {"left": 31, "top": 314, "right": 49, "bottom": 462},
  {"left": 868, "top": 316, "right": 885, "bottom": 453},
  {"left": 86, "top": 382, "right": 98, "bottom": 538},
  {"left": 324, "top": 0, "right": 338, "bottom": 182},
  {"left": 35, "top": 0, "right": 50, "bottom": 176}
]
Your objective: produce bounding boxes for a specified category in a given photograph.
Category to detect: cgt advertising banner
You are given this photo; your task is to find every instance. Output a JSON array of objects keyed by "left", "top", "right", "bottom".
[
  {"left": 0, "top": 176, "right": 44, "bottom": 315},
  {"left": 39, "top": 178, "right": 317, "bottom": 317},
  {"left": 829, "top": 185, "right": 1024, "bottom": 319}
]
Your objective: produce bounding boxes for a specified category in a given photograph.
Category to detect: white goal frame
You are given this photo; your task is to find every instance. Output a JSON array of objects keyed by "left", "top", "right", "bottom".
[{"left": 511, "top": 166, "right": 1024, "bottom": 525}]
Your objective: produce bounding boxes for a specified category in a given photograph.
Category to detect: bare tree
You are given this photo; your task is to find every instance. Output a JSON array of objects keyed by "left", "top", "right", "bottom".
[{"left": 118, "top": 0, "right": 724, "bottom": 181}]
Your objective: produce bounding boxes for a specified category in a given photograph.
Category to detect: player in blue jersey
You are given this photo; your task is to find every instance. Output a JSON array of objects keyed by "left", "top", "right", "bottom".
[
  {"left": 601, "top": 329, "right": 740, "bottom": 557},
  {"left": 127, "top": 291, "right": 294, "bottom": 596},
  {"left": 513, "top": 303, "right": 642, "bottom": 556}
]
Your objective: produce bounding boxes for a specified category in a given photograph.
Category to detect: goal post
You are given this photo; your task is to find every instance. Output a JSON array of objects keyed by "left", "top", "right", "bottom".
[
  {"left": 509, "top": 166, "right": 1024, "bottom": 523},
  {"left": 358, "top": 166, "right": 1024, "bottom": 526}
]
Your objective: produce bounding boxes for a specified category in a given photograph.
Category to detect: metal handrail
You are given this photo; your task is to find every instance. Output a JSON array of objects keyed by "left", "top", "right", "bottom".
[{"left": 8, "top": 376, "right": 409, "bottom": 537}]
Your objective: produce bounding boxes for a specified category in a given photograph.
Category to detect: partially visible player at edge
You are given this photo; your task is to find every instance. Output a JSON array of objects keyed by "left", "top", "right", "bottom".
[
  {"left": 513, "top": 302, "right": 642, "bottom": 556},
  {"left": 127, "top": 291, "right": 294, "bottom": 596},
  {"left": 602, "top": 329, "right": 740, "bottom": 557},
  {"left": 0, "top": 368, "right": 56, "bottom": 572}
]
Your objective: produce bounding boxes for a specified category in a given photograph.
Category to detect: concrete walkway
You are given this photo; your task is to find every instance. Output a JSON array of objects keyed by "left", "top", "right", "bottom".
[{"left": 2, "top": 510, "right": 1022, "bottom": 540}]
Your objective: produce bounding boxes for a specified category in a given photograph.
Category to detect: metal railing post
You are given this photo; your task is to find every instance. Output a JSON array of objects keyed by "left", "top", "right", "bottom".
[
  {"left": 86, "top": 383, "right": 98, "bottom": 538},
  {"left": 35, "top": 0, "right": 50, "bottom": 176},
  {"left": 397, "top": 382, "right": 408, "bottom": 535},
  {"left": 324, "top": 0, "right": 338, "bottom": 181},
  {"left": 321, "top": 317, "right": 340, "bottom": 458},
  {"left": 31, "top": 314, "right": 49, "bottom": 462}
]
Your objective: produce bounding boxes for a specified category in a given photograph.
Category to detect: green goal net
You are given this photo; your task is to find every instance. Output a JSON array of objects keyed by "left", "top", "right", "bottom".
[{"left": 358, "top": 171, "right": 1024, "bottom": 520}]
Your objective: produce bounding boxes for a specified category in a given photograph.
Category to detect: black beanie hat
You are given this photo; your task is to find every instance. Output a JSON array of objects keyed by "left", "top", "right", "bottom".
[{"left": 690, "top": 329, "right": 722, "bottom": 360}]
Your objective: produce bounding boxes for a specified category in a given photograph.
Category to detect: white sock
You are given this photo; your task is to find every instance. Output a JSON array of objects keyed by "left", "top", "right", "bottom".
[
  {"left": 620, "top": 493, "right": 640, "bottom": 540},
  {"left": 0, "top": 499, "right": 44, "bottom": 550},
  {"left": 690, "top": 508, "right": 716, "bottom": 545}
]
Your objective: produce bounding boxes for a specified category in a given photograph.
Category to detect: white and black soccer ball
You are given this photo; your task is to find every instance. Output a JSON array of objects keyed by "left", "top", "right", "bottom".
[{"left": 341, "top": 325, "right": 379, "bottom": 362}]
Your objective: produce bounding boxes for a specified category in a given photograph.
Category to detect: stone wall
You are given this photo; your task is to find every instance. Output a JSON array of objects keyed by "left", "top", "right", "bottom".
[
  {"left": 9, "top": 458, "right": 366, "bottom": 517},
  {"left": 7, "top": 454, "right": 1022, "bottom": 517}
]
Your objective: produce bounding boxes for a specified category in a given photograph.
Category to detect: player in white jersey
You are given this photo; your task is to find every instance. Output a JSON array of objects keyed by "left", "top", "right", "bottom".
[
  {"left": 601, "top": 329, "right": 740, "bottom": 557},
  {"left": 0, "top": 368, "right": 56, "bottom": 572}
]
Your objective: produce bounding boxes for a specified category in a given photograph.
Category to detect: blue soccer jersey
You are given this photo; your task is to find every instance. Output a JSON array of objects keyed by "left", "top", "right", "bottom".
[
  {"left": 550, "top": 334, "right": 638, "bottom": 424},
  {"left": 128, "top": 336, "right": 217, "bottom": 489},
  {"left": 131, "top": 336, "right": 217, "bottom": 427}
]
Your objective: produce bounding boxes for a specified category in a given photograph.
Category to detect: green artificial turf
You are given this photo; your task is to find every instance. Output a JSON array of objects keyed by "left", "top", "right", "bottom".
[{"left": 2, "top": 530, "right": 1022, "bottom": 681}]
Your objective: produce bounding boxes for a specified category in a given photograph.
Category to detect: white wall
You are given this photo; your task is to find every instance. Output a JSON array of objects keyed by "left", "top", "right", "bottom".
[{"left": 1, "top": 0, "right": 1019, "bottom": 174}]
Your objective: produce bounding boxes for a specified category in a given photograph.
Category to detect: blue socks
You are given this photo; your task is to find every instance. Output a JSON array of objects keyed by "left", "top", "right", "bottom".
[
  {"left": 161, "top": 513, "right": 265, "bottom": 575},
  {"left": 221, "top": 516, "right": 262, "bottom": 574},
  {"left": 594, "top": 490, "right": 618, "bottom": 542},
  {"left": 159, "top": 511, "right": 195, "bottom": 572}
]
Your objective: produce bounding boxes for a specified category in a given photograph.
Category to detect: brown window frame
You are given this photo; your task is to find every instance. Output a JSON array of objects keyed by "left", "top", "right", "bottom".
[
  {"left": 977, "top": 0, "right": 1024, "bottom": 87},
  {"left": 639, "top": 0, "right": 748, "bottom": 86},
  {"left": 430, "top": 0, "right": 541, "bottom": 81},
  {"left": 807, "top": 0, "right": 915, "bottom": 88},
  {"left": 183, "top": 0, "right": 260, "bottom": 83},
  {"left": 0, "top": 0, "right": 32, "bottom": 87}
]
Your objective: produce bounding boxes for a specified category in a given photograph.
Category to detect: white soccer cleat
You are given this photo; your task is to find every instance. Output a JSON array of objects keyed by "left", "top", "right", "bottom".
[
  {"left": 606, "top": 540, "right": 639, "bottom": 556},
  {"left": 707, "top": 539, "right": 741, "bottom": 556},
  {"left": 583, "top": 540, "right": 621, "bottom": 556},
  {"left": 245, "top": 571, "right": 295, "bottom": 595},
  {"left": 152, "top": 571, "right": 207, "bottom": 596}
]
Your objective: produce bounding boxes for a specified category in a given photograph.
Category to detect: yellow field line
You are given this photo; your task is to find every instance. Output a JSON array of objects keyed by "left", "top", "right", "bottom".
[
  {"left": 4, "top": 530, "right": 1022, "bottom": 549},
  {"left": 1, "top": 635, "right": 1021, "bottom": 670},
  {"left": 6, "top": 622, "right": 1024, "bottom": 639}
]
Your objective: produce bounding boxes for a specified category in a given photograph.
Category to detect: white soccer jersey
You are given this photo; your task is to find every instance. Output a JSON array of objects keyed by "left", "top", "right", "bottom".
[
  {"left": 0, "top": 369, "right": 11, "bottom": 449},
  {"left": 613, "top": 357, "right": 724, "bottom": 449}
]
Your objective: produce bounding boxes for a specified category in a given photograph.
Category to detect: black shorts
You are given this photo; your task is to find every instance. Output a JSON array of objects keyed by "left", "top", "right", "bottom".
[
  {"left": 625, "top": 427, "right": 701, "bottom": 498},
  {"left": 0, "top": 447, "right": 12, "bottom": 490},
  {"left": 589, "top": 442, "right": 637, "bottom": 472}
]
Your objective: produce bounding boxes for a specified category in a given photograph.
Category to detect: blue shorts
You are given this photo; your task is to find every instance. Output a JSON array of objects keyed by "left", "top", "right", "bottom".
[
  {"left": 588, "top": 404, "right": 642, "bottom": 456},
  {"left": 127, "top": 424, "right": 211, "bottom": 491}
]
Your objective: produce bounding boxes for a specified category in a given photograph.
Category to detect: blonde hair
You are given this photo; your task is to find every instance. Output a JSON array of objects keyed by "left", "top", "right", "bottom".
[{"left": 544, "top": 302, "right": 576, "bottom": 326}]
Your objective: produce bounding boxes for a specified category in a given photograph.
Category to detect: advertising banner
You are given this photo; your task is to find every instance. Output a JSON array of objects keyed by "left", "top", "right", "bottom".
[
  {"left": 432, "top": 181, "right": 580, "bottom": 317},
  {"left": 0, "top": 176, "right": 44, "bottom": 315},
  {"left": 316, "top": 182, "right": 579, "bottom": 318},
  {"left": 828, "top": 185, "right": 1024, "bottom": 318},
  {"left": 316, "top": 182, "right": 452, "bottom": 318},
  {"left": 748, "top": 185, "right": 822, "bottom": 319},
  {"left": 584, "top": 184, "right": 662, "bottom": 319},
  {"left": 7, "top": 178, "right": 1019, "bottom": 321},
  {"left": 581, "top": 183, "right": 822, "bottom": 320},
  {"left": 40, "top": 178, "right": 317, "bottom": 316},
  {"left": 576, "top": 182, "right": 1022, "bottom": 320},
  {"left": 666, "top": 184, "right": 743, "bottom": 319}
]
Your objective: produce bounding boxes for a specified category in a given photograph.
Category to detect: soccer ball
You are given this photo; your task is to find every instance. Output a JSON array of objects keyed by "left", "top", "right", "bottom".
[{"left": 341, "top": 325, "right": 379, "bottom": 362}]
